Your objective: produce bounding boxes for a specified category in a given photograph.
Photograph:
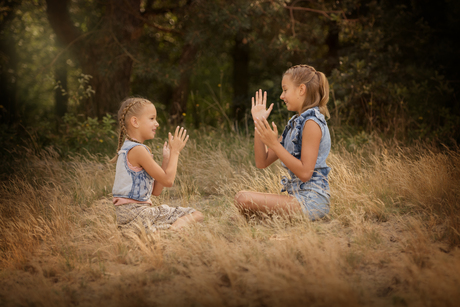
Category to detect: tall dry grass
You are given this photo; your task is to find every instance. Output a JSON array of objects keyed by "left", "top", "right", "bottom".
[{"left": 0, "top": 131, "right": 459, "bottom": 306}]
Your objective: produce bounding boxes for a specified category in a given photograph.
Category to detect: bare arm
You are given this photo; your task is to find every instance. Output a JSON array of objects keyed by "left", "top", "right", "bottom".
[
  {"left": 254, "top": 133, "right": 280, "bottom": 168},
  {"left": 129, "top": 126, "right": 189, "bottom": 188},
  {"left": 152, "top": 141, "right": 170, "bottom": 196},
  {"left": 255, "top": 118, "right": 321, "bottom": 182},
  {"left": 251, "top": 89, "right": 278, "bottom": 168}
]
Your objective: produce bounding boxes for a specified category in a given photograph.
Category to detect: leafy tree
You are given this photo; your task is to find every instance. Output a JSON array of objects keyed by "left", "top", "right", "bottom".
[
  {"left": 329, "top": 0, "right": 460, "bottom": 143},
  {"left": 45, "top": 0, "right": 143, "bottom": 117}
]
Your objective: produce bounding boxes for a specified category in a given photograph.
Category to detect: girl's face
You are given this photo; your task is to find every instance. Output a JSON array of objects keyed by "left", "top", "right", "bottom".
[
  {"left": 136, "top": 103, "right": 159, "bottom": 142},
  {"left": 280, "top": 75, "right": 305, "bottom": 113}
]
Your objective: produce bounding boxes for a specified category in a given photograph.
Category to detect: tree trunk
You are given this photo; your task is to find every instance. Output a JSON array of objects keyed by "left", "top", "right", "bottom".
[
  {"left": 325, "top": 22, "right": 339, "bottom": 75},
  {"left": 169, "top": 44, "right": 197, "bottom": 125},
  {"left": 54, "top": 51, "right": 68, "bottom": 118},
  {"left": 0, "top": 1, "right": 20, "bottom": 126},
  {"left": 232, "top": 34, "right": 249, "bottom": 123},
  {"left": 46, "top": 0, "right": 142, "bottom": 118}
]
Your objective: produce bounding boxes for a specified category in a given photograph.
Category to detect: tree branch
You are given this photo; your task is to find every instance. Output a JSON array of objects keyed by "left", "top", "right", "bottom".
[{"left": 283, "top": 3, "right": 346, "bottom": 20}]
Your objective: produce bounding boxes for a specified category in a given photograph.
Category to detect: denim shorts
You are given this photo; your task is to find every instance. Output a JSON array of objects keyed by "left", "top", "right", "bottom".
[{"left": 281, "top": 176, "right": 330, "bottom": 221}]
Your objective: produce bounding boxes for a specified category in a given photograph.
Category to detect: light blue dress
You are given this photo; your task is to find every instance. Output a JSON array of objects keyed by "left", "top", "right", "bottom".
[
  {"left": 112, "top": 140, "right": 154, "bottom": 201},
  {"left": 280, "top": 107, "right": 331, "bottom": 220}
]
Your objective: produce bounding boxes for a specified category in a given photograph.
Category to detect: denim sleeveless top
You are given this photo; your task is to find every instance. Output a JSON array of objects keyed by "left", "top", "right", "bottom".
[
  {"left": 112, "top": 140, "right": 154, "bottom": 202},
  {"left": 280, "top": 107, "right": 331, "bottom": 198}
]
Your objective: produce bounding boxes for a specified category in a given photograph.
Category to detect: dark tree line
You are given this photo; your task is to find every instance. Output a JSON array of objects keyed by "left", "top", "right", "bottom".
[{"left": 1, "top": 0, "right": 459, "bottom": 143}]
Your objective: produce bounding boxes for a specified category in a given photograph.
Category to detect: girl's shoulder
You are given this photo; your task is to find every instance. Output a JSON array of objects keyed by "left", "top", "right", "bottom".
[
  {"left": 287, "top": 107, "right": 326, "bottom": 130},
  {"left": 120, "top": 140, "right": 150, "bottom": 153},
  {"left": 299, "top": 107, "right": 326, "bottom": 125}
]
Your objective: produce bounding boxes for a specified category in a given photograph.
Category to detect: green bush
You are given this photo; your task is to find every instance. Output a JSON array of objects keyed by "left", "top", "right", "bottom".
[{"left": 56, "top": 113, "right": 117, "bottom": 157}]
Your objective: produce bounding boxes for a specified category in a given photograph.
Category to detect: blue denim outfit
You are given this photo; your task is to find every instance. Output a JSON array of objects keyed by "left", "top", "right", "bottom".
[
  {"left": 112, "top": 140, "right": 154, "bottom": 202},
  {"left": 280, "top": 107, "right": 331, "bottom": 220}
]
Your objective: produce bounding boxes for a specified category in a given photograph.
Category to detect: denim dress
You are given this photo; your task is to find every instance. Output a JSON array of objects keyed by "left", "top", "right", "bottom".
[
  {"left": 280, "top": 107, "right": 331, "bottom": 220},
  {"left": 112, "top": 140, "right": 154, "bottom": 202}
]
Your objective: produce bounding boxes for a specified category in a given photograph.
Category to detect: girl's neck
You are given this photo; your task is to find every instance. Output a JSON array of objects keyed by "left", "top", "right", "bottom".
[{"left": 126, "top": 135, "right": 142, "bottom": 144}]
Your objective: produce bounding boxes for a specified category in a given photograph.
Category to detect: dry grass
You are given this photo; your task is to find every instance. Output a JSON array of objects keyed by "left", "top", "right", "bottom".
[{"left": 0, "top": 131, "right": 459, "bottom": 307}]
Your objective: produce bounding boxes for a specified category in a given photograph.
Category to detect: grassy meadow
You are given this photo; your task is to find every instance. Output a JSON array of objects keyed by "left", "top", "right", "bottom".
[{"left": 0, "top": 128, "right": 459, "bottom": 307}]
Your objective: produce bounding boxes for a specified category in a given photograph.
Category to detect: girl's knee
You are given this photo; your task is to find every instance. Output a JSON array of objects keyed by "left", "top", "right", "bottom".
[
  {"left": 193, "top": 211, "right": 204, "bottom": 222},
  {"left": 234, "top": 191, "right": 249, "bottom": 207}
]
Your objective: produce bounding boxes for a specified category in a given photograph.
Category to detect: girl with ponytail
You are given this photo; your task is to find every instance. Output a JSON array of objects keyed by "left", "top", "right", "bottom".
[{"left": 234, "top": 65, "right": 332, "bottom": 220}]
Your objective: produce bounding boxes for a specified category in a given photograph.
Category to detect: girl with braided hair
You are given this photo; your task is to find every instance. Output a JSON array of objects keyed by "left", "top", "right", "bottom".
[
  {"left": 111, "top": 97, "right": 203, "bottom": 232},
  {"left": 235, "top": 65, "right": 332, "bottom": 220}
]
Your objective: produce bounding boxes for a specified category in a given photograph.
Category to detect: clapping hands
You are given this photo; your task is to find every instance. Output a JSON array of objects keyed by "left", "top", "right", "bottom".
[{"left": 254, "top": 117, "right": 278, "bottom": 148}]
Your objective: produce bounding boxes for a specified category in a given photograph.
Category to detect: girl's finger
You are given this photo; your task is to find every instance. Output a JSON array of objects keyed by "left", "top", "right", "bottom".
[
  {"left": 267, "top": 103, "right": 274, "bottom": 113},
  {"left": 168, "top": 132, "right": 173, "bottom": 143},
  {"left": 272, "top": 122, "right": 278, "bottom": 134},
  {"left": 256, "top": 119, "right": 267, "bottom": 134},
  {"left": 174, "top": 126, "right": 180, "bottom": 138},
  {"left": 252, "top": 97, "right": 255, "bottom": 108},
  {"left": 263, "top": 91, "right": 267, "bottom": 106},
  {"left": 262, "top": 117, "right": 271, "bottom": 130}
]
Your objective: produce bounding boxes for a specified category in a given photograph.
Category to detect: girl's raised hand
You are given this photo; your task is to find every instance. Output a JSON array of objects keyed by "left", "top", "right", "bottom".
[
  {"left": 168, "top": 126, "right": 189, "bottom": 154},
  {"left": 251, "top": 89, "right": 274, "bottom": 120},
  {"left": 254, "top": 117, "right": 278, "bottom": 148}
]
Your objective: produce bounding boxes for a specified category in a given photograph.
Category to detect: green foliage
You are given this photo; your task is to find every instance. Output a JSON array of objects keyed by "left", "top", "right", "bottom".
[
  {"left": 328, "top": 0, "right": 460, "bottom": 145},
  {"left": 50, "top": 73, "right": 95, "bottom": 113},
  {"left": 56, "top": 113, "right": 117, "bottom": 156},
  {"left": 2, "top": 0, "right": 459, "bottom": 146}
]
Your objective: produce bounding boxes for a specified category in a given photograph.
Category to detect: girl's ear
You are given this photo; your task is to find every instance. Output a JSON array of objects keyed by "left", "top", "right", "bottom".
[
  {"left": 298, "top": 83, "right": 306, "bottom": 96},
  {"left": 130, "top": 116, "right": 139, "bottom": 128}
]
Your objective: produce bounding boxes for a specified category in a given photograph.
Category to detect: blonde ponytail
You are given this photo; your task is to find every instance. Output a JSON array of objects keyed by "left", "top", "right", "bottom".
[{"left": 317, "top": 71, "right": 331, "bottom": 120}]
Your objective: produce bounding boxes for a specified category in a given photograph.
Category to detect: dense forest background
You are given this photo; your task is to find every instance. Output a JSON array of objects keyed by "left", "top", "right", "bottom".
[{"left": 1, "top": 0, "right": 459, "bottom": 157}]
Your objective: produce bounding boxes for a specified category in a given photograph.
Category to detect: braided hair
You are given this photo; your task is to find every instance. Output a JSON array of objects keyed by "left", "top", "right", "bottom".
[
  {"left": 283, "top": 64, "right": 330, "bottom": 119},
  {"left": 109, "top": 97, "right": 153, "bottom": 163}
]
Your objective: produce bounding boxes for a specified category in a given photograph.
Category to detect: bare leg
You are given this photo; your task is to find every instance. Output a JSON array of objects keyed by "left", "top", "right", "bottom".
[
  {"left": 234, "top": 190, "right": 302, "bottom": 215},
  {"left": 170, "top": 211, "right": 204, "bottom": 230}
]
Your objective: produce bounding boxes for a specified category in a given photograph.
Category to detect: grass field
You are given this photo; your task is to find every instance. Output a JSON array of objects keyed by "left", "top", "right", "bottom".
[{"left": 1, "top": 129, "right": 459, "bottom": 307}]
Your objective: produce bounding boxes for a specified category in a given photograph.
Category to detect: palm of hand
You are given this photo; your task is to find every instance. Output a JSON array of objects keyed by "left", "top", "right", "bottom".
[
  {"left": 251, "top": 105, "right": 270, "bottom": 120},
  {"left": 251, "top": 89, "right": 273, "bottom": 120}
]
